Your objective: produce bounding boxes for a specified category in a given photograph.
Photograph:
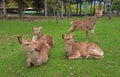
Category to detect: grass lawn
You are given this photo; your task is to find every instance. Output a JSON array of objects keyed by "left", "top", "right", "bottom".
[{"left": 0, "top": 17, "right": 120, "bottom": 77}]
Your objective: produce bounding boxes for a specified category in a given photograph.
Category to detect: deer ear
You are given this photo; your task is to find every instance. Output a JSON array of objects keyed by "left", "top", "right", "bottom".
[
  {"left": 62, "top": 34, "right": 65, "bottom": 39},
  {"left": 69, "top": 33, "right": 73, "bottom": 38},
  {"left": 101, "top": 9, "right": 104, "bottom": 12},
  {"left": 18, "top": 36, "right": 24, "bottom": 44},
  {"left": 95, "top": 9, "right": 98, "bottom": 13}
]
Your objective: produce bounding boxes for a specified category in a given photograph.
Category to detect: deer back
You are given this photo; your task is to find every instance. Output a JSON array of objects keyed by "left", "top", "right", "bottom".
[
  {"left": 33, "top": 40, "right": 50, "bottom": 62},
  {"left": 68, "top": 9, "right": 103, "bottom": 33},
  {"left": 40, "top": 34, "right": 55, "bottom": 48},
  {"left": 86, "top": 43, "right": 104, "bottom": 58},
  {"left": 68, "top": 42, "right": 104, "bottom": 59}
]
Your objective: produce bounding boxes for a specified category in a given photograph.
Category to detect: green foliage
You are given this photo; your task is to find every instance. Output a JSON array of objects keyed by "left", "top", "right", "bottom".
[
  {"left": 48, "top": 0, "right": 57, "bottom": 11},
  {"left": 81, "top": 2, "right": 89, "bottom": 14},
  {"left": 112, "top": 0, "right": 120, "bottom": 10},
  {"left": 31, "top": 0, "right": 44, "bottom": 10},
  {"left": 7, "top": 0, "right": 17, "bottom": 7},
  {"left": 71, "top": 4, "right": 77, "bottom": 14},
  {"left": 65, "top": 1, "right": 105, "bottom": 15},
  {"left": 48, "top": 0, "right": 61, "bottom": 12},
  {"left": 24, "top": 0, "right": 33, "bottom": 8},
  {"left": 0, "top": 17, "right": 120, "bottom": 77}
]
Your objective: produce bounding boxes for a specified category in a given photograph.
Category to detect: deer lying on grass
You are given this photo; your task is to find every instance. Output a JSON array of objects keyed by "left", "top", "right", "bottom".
[
  {"left": 32, "top": 26, "right": 55, "bottom": 48},
  {"left": 18, "top": 36, "right": 50, "bottom": 67},
  {"left": 68, "top": 9, "right": 103, "bottom": 43},
  {"left": 22, "top": 17, "right": 33, "bottom": 22},
  {"left": 62, "top": 34, "right": 104, "bottom": 60}
]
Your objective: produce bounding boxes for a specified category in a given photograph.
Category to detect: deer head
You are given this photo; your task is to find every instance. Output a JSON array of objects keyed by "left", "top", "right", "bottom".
[
  {"left": 33, "top": 26, "right": 42, "bottom": 35},
  {"left": 62, "top": 34, "right": 74, "bottom": 45},
  {"left": 95, "top": 9, "right": 103, "bottom": 18},
  {"left": 18, "top": 36, "right": 37, "bottom": 52}
]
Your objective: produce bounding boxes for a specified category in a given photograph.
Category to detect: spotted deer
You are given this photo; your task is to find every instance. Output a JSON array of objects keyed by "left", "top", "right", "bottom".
[
  {"left": 62, "top": 34, "right": 104, "bottom": 60},
  {"left": 68, "top": 9, "right": 103, "bottom": 43},
  {"left": 32, "top": 26, "right": 55, "bottom": 48},
  {"left": 18, "top": 36, "right": 50, "bottom": 67}
]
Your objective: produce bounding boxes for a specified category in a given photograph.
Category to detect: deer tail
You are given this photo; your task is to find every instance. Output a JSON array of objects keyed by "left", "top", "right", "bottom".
[{"left": 101, "top": 51, "right": 104, "bottom": 56}]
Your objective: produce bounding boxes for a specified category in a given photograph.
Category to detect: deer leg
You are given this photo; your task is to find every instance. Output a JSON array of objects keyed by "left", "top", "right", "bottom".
[
  {"left": 90, "top": 29, "right": 99, "bottom": 43},
  {"left": 27, "top": 58, "right": 32, "bottom": 68},
  {"left": 86, "top": 31, "right": 88, "bottom": 42}
]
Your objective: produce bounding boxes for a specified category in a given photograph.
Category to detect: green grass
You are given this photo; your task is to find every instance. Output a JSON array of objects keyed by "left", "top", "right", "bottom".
[{"left": 0, "top": 17, "right": 120, "bottom": 77}]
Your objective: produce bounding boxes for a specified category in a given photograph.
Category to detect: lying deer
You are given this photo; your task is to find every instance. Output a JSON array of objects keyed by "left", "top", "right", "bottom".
[
  {"left": 22, "top": 17, "right": 33, "bottom": 22},
  {"left": 68, "top": 9, "right": 103, "bottom": 43},
  {"left": 32, "top": 26, "right": 55, "bottom": 48},
  {"left": 18, "top": 36, "right": 50, "bottom": 67},
  {"left": 62, "top": 34, "right": 104, "bottom": 60}
]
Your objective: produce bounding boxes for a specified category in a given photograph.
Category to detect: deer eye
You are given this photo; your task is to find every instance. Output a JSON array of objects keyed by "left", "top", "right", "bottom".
[
  {"left": 26, "top": 44, "right": 30, "bottom": 46},
  {"left": 66, "top": 38, "right": 70, "bottom": 40}
]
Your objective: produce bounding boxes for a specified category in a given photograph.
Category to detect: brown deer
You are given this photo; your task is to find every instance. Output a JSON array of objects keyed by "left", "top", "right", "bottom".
[
  {"left": 68, "top": 9, "right": 103, "bottom": 43},
  {"left": 32, "top": 26, "right": 55, "bottom": 48},
  {"left": 62, "top": 34, "right": 104, "bottom": 60},
  {"left": 18, "top": 36, "right": 50, "bottom": 67},
  {"left": 22, "top": 17, "right": 34, "bottom": 22}
]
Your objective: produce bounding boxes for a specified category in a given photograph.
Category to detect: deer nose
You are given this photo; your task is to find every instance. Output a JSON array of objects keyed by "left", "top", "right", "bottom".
[
  {"left": 35, "top": 48, "right": 39, "bottom": 51},
  {"left": 101, "top": 14, "right": 103, "bottom": 17},
  {"left": 101, "top": 15, "right": 103, "bottom": 17}
]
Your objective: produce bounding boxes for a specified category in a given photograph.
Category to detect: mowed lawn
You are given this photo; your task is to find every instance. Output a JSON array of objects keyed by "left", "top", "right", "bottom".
[{"left": 0, "top": 17, "right": 120, "bottom": 77}]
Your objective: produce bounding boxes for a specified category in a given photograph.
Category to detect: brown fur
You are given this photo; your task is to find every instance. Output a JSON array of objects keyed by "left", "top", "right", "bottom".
[
  {"left": 32, "top": 26, "right": 55, "bottom": 48},
  {"left": 68, "top": 10, "right": 103, "bottom": 43},
  {"left": 62, "top": 34, "right": 104, "bottom": 60},
  {"left": 18, "top": 36, "right": 50, "bottom": 67},
  {"left": 22, "top": 17, "right": 34, "bottom": 22}
]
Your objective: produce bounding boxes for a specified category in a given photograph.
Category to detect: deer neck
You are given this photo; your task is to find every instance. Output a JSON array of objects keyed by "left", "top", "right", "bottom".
[
  {"left": 89, "top": 14, "right": 98, "bottom": 24},
  {"left": 37, "top": 33, "right": 43, "bottom": 38},
  {"left": 64, "top": 43, "right": 73, "bottom": 55},
  {"left": 27, "top": 50, "right": 38, "bottom": 59},
  {"left": 92, "top": 14, "right": 98, "bottom": 21},
  {"left": 33, "top": 33, "right": 43, "bottom": 40}
]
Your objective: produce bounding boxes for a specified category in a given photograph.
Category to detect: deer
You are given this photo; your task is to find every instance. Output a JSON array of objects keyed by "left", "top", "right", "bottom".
[
  {"left": 68, "top": 9, "right": 103, "bottom": 43},
  {"left": 22, "top": 17, "right": 34, "bottom": 22},
  {"left": 32, "top": 26, "right": 55, "bottom": 48},
  {"left": 18, "top": 36, "right": 50, "bottom": 67},
  {"left": 62, "top": 34, "right": 104, "bottom": 60}
]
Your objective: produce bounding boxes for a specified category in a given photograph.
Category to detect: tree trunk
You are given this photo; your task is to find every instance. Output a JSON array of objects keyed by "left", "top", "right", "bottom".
[
  {"left": 61, "top": 0, "right": 63, "bottom": 19},
  {"left": 45, "top": 0, "right": 47, "bottom": 17},
  {"left": 79, "top": 3, "right": 82, "bottom": 16},
  {"left": 103, "top": 1, "right": 106, "bottom": 14},
  {"left": 99, "top": 0, "right": 102, "bottom": 10},
  {"left": 90, "top": 0, "right": 93, "bottom": 14},
  {"left": 18, "top": 0, "right": 23, "bottom": 19},
  {"left": 0, "top": 9, "right": 1, "bottom": 14},
  {"left": 94, "top": 0, "right": 95, "bottom": 14},
  {"left": 56, "top": 11, "right": 59, "bottom": 24},
  {"left": 64, "top": 4, "right": 67, "bottom": 16},
  {"left": 53, "top": 11, "right": 58, "bottom": 24},
  {"left": 76, "top": 1, "right": 78, "bottom": 15},
  {"left": 2, "top": 0, "right": 7, "bottom": 19}
]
